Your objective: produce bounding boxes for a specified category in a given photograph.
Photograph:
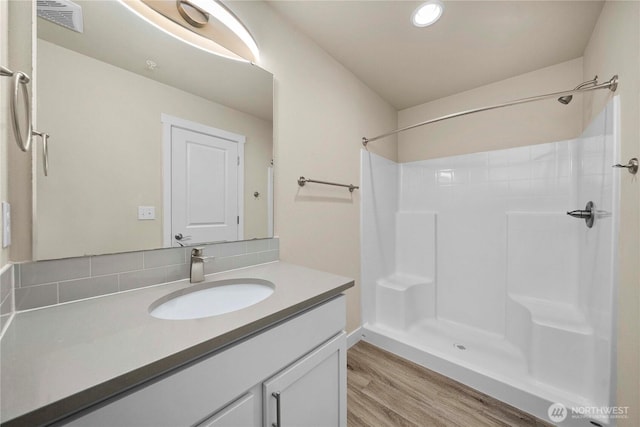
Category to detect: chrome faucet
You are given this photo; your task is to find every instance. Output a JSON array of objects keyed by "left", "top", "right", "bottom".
[{"left": 190, "top": 247, "right": 215, "bottom": 283}]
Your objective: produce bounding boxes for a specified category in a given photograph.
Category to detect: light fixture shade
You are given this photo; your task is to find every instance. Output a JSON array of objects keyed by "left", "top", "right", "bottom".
[
  {"left": 412, "top": 0, "right": 444, "bottom": 28},
  {"left": 121, "top": 0, "right": 259, "bottom": 62}
]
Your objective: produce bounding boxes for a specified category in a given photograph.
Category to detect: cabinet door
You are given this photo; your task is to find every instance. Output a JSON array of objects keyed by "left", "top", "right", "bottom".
[{"left": 263, "top": 333, "right": 346, "bottom": 427}]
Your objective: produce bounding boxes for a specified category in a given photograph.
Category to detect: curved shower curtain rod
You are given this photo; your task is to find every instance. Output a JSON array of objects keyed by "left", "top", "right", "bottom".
[{"left": 362, "top": 75, "right": 619, "bottom": 147}]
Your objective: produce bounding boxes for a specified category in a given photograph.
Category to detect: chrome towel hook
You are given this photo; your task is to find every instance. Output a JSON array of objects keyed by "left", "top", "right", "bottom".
[{"left": 1, "top": 65, "right": 32, "bottom": 152}]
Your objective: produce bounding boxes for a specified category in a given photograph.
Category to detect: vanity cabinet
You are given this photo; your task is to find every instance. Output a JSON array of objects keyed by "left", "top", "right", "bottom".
[
  {"left": 59, "top": 296, "right": 347, "bottom": 427},
  {"left": 197, "top": 332, "right": 345, "bottom": 427}
]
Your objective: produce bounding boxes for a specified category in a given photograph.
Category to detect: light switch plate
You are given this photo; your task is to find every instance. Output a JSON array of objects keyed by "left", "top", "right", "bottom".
[
  {"left": 2, "top": 202, "right": 10, "bottom": 248},
  {"left": 138, "top": 206, "right": 156, "bottom": 220}
]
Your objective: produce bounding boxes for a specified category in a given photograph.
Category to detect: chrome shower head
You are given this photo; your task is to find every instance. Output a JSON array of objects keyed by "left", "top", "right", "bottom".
[
  {"left": 557, "top": 76, "right": 598, "bottom": 105},
  {"left": 558, "top": 95, "right": 573, "bottom": 104}
]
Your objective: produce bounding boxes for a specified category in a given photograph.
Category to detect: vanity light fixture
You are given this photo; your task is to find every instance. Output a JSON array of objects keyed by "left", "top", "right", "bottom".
[
  {"left": 119, "top": 0, "right": 259, "bottom": 62},
  {"left": 412, "top": 0, "right": 444, "bottom": 27},
  {"left": 188, "top": 0, "right": 260, "bottom": 60}
]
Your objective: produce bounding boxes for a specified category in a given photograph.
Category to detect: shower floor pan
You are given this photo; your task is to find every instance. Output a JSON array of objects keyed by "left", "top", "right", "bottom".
[{"left": 362, "top": 319, "right": 606, "bottom": 427}]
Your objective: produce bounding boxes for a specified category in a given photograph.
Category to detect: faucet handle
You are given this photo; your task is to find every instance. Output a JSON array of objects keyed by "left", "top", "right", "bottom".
[
  {"left": 191, "top": 247, "right": 204, "bottom": 257},
  {"left": 191, "top": 247, "right": 215, "bottom": 261}
]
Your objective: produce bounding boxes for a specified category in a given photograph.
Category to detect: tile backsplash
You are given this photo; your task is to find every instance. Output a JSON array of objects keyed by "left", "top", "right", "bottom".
[{"left": 14, "top": 238, "right": 279, "bottom": 311}]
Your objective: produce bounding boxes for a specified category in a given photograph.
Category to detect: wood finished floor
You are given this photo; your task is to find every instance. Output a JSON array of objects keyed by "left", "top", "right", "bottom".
[{"left": 347, "top": 341, "right": 553, "bottom": 427}]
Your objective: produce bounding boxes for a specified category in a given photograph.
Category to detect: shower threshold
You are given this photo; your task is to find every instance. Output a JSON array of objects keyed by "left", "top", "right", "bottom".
[{"left": 362, "top": 319, "right": 605, "bottom": 427}]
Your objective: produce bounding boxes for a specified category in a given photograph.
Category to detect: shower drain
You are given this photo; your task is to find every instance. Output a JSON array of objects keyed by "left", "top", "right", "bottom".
[{"left": 453, "top": 343, "right": 467, "bottom": 350}]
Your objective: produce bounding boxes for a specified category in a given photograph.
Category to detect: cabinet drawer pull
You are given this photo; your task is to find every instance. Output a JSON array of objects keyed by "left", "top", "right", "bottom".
[{"left": 272, "top": 391, "right": 281, "bottom": 427}]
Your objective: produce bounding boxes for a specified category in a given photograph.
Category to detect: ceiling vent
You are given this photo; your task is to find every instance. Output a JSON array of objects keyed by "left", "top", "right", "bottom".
[{"left": 37, "top": 0, "right": 84, "bottom": 33}]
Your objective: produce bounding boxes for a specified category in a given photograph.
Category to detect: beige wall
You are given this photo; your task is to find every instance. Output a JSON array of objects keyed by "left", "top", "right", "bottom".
[
  {"left": 36, "top": 40, "right": 272, "bottom": 260},
  {"left": 397, "top": 58, "right": 584, "bottom": 162},
  {"left": 583, "top": 1, "right": 640, "bottom": 424},
  {"left": 231, "top": 1, "right": 398, "bottom": 333},
  {"left": 1, "top": 0, "right": 8, "bottom": 268}
]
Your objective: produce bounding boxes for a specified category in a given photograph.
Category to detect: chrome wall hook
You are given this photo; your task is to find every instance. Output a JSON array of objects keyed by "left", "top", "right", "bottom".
[{"left": 612, "top": 158, "right": 638, "bottom": 175}]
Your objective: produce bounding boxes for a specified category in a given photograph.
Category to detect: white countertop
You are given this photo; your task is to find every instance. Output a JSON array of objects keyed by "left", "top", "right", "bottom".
[{"left": 0, "top": 261, "right": 354, "bottom": 425}]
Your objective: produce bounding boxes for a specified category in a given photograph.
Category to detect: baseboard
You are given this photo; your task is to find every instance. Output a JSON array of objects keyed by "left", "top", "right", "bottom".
[{"left": 347, "top": 326, "right": 363, "bottom": 348}]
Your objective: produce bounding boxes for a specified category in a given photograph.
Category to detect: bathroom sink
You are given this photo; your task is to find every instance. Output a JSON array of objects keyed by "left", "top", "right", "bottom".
[{"left": 149, "top": 278, "right": 275, "bottom": 320}]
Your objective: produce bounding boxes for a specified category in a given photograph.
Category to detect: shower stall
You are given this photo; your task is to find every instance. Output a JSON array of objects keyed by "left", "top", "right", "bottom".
[{"left": 360, "top": 99, "right": 619, "bottom": 426}]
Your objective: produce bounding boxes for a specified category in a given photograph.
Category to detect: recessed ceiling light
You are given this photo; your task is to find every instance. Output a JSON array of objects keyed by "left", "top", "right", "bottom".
[{"left": 412, "top": 0, "right": 444, "bottom": 28}]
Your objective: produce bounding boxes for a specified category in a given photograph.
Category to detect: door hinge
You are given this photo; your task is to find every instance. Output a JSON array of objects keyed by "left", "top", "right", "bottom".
[
  {"left": 237, "top": 216, "right": 240, "bottom": 225},
  {"left": 237, "top": 156, "right": 240, "bottom": 166}
]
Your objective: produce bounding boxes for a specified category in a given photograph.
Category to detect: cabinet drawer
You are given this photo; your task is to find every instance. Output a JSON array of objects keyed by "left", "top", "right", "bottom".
[{"left": 61, "top": 296, "right": 345, "bottom": 427}]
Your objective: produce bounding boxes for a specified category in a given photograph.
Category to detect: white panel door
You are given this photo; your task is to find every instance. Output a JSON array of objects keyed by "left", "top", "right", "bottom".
[{"left": 171, "top": 127, "right": 239, "bottom": 245}]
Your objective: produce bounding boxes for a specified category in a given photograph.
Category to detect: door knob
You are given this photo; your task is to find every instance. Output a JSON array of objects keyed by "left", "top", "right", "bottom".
[{"left": 567, "top": 201, "right": 595, "bottom": 228}]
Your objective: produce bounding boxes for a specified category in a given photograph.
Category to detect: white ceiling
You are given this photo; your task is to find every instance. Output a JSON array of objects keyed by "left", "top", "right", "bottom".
[{"left": 268, "top": 0, "right": 604, "bottom": 110}]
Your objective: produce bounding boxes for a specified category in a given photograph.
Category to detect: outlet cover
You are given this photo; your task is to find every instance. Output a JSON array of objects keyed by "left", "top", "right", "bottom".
[
  {"left": 2, "top": 202, "right": 10, "bottom": 248},
  {"left": 138, "top": 206, "right": 156, "bottom": 220}
]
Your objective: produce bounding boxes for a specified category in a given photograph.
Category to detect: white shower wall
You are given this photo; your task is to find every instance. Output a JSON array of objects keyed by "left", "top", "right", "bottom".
[
  {"left": 363, "top": 138, "right": 585, "bottom": 332},
  {"left": 361, "top": 99, "right": 618, "bottom": 421},
  {"left": 361, "top": 153, "right": 398, "bottom": 325}
]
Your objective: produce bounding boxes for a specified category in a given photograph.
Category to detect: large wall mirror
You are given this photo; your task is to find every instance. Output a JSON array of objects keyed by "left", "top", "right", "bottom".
[{"left": 35, "top": 0, "right": 273, "bottom": 260}]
